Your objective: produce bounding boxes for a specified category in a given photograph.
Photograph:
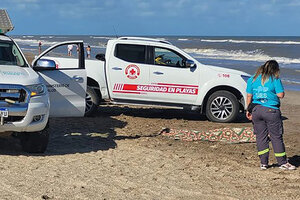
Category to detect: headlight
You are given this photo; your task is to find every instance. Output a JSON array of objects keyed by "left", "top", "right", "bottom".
[
  {"left": 26, "top": 84, "right": 46, "bottom": 97},
  {"left": 241, "top": 75, "right": 251, "bottom": 83}
]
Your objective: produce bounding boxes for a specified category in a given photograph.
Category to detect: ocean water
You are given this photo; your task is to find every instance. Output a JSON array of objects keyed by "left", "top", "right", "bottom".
[{"left": 11, "top": 35, "right": 300, "bottom": 91}]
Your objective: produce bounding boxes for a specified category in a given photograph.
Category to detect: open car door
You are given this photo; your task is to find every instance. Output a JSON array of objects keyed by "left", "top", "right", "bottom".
[{"left": 32, "top": 41, "right": 87, "bottom": 117}]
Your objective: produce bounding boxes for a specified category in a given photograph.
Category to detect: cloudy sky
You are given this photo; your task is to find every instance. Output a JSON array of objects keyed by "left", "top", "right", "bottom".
[{"left": 2, "top": 0, "right": 300, "bottom": 36}]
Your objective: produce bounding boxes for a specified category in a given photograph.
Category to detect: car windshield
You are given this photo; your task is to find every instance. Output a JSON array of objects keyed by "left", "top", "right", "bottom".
[{"left": 0, "top": 40, "right": 27, "bottom": 67}]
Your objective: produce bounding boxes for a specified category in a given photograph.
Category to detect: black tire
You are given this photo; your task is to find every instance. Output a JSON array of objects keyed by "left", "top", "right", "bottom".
[
  {"left": 85, "top": 86, "right": 100, "bottom": 117},
  {"left": 205, "top": 90, "right": 239, "bottom": 123},
  {"left": 20, "top": 123, "right": 49, "bottom": 153}
]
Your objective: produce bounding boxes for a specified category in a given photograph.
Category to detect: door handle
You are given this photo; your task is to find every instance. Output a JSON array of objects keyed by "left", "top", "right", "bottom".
[
  {"left": 153, "top": 71, "right": 164, "bottom": 75},
  {"left": 112, "top": 67, "right": 122, "bottom": 70},
  {"left": 72, "top": 75, "right": 84, "bottom": 82}
]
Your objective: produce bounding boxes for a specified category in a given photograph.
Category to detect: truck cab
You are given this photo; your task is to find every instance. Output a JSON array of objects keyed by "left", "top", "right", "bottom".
[{"left": 0, "top": 10, "right": 87, "bottom": 153}]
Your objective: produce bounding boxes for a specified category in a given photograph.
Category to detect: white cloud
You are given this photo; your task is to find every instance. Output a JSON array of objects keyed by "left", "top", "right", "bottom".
[
  {"left": 137, "top": 1, "right": 150, "bottom": 9},
  {"left": 3, "top": 0, "right": 41, "bottom": 11},
  {"left": 12, "top": 0, "right": 40, "bottom": 2},
  {"left": 52, "top": 0, "right": 108, "bottom": 18},
  {"left": 3, "top": 0, "right": 297, "bottom": 22},
  {"left": 287, "top": 0, "right": 300, "bottom": 6}
]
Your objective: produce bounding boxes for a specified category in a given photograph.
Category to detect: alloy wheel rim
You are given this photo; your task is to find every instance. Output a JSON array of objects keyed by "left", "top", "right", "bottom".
[
  {"left": 85, "top": 93, "right": 93, "bottom": 113},
  {"left": 210, "top": 96, "right": 233, "bottom": 120}
]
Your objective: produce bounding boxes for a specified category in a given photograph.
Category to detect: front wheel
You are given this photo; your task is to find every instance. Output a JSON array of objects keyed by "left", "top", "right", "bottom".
[
  {"left": 20, "top": 123, "right": 50, "bottom": 153},
  {"left": 205, "top": 90, "right": 239, "bottom": 123}
]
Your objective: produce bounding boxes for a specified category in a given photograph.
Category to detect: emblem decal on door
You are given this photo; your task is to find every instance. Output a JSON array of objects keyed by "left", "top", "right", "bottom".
[{"left": 125, "top": 64, "right": 140, "bottom": 79}]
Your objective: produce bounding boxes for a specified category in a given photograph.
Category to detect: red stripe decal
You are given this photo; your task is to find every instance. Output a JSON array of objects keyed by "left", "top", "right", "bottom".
[
  {"left": 113, "top": 83, "right": 198, "bottom": 95},
  {"left": 154, "top": 83, "right": 198, "bottom": 88},
  {"left": 113, "top": 91, "right": 142, "bottom": 94},
  {"left": 123, "top": 84, "right": 138, "bottom": 91}
]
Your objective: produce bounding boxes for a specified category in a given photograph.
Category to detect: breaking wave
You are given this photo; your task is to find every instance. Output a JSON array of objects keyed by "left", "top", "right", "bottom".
[
  {"left": 13, "top": 38, "right": 57, "bottom": 47},
  {"left": 90, "top": 36, "right": 115, "bottom": 40},
  {"left": 184, "top": 48, "right": 300, "bottom": 65},
  {"left": 282, "top": 79, "right": 300, "bottom": 85},
  {"left": 22, "top": 35, "right": 34, "bottom": 38},
  {"left": 19, "top": 47, "right": 36, "bottom": 52},
  {"left": 201, "top": 39, "right": 300, "bottom": 45},
  {"left": 13, "top": 38, "right": 107, "bottom": 49}
]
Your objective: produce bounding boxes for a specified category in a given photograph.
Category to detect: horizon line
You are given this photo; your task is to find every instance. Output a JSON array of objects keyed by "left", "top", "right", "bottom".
[{"left": 8, "top": 34, "right": 300, "bottom": 37}]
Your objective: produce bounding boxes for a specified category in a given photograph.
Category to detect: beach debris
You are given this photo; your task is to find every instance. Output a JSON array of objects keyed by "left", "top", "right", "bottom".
[
  {"left": 70, "top": 133, "right": 82, "bottom": 136},
  {"left": 86, "top": 133, "right": 109, "bottom": 138},
  {"left": 161, "top": 127, "right": 256, "bottom": 143},
  {"left": 42, "top": 195, "right": 50, "bottom": 199}
]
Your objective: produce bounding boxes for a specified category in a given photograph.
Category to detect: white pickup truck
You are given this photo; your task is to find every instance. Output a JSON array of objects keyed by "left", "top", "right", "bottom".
[
  {"left": 35, "top": 37, "right": 250, "bottom": 123},
  {"left": 0, "top": 10, "right": 87, "bottom": 153}
]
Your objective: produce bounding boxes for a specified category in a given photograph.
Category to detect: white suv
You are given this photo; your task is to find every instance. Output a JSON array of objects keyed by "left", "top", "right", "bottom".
[{"left": 0, "top": 10, "right": 87, "bottom": 152}]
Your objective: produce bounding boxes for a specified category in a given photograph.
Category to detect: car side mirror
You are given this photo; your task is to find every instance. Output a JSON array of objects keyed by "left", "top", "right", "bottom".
[
  {"left": 95, "top": 53, "right": 105, "bottom": 61},
  {"left": 33, "top": 59, "right": 56, "bottom": 70},
  {"left": 185, "top": 59, "right": 196, "bottom": 68}
]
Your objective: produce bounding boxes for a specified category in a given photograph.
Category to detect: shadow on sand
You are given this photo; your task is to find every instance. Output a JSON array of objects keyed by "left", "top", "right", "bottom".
[
  {"left": 98, "top": 105, "right": 251, "bottom": 123},
  {"left": 0, "top": 105, "right": 252, "bottom": 155},
  {"left": 0, "top": 111, "right": 129, "bottom": 155},
  {"left": 288, "top": 155, "right": 300, "bottom": 167}
]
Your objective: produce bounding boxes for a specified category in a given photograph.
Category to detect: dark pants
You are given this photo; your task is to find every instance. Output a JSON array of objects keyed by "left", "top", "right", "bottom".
[{"left": 252, "top": 105, "right": 287, "bottom": 165}]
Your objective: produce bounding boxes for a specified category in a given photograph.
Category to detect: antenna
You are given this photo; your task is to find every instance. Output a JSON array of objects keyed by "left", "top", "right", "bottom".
[{"left": 113, "top": 26, "right": 118, "bottom": 38}]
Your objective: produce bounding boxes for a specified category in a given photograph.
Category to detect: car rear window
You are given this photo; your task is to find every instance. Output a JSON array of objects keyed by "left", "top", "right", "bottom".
[{"left": 115, "top": 44, "right": 146, "bottom": 64}]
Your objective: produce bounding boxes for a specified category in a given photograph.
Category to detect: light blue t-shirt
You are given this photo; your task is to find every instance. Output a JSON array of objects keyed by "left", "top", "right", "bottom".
[{"left": 246, "top": 75, "right": 284, "bottom": 109}]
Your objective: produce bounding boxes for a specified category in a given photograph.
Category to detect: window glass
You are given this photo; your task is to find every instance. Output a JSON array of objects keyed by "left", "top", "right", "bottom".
[
  {"left": 44, "top": 44, "right": 80, "bottom": 59},
  {"left": 154, "top": 47, "right": 185, "bottom": 67},
  {"left": 0, "top": 41, "right": 26, "bottom": 67},
  {"left": 115, "top": 44, "right": 146, "bottom": 63},
  {"left": 39, "top": 43, "right": 81, "bottom": 69}
]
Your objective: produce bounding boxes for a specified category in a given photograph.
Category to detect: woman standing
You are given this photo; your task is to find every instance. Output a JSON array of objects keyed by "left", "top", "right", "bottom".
[{"left": 246, "top": 60, "right": 296, "bottom": 170}]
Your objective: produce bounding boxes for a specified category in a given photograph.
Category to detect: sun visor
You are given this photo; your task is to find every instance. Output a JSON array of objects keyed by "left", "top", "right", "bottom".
[{"left": 0, "top": 10, "right": 14, "bottom": 34}]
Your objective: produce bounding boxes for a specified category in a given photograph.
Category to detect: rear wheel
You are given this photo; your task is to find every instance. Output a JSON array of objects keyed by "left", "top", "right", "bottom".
[
  {"left": 20, "top": 123, "right": 49, "bottom": 153},
  {"left": 85, "top": 86, "right": 100, "bottom": 117},
  {"left": 205, "top": 90, "right": 239, "bottom": 123}
]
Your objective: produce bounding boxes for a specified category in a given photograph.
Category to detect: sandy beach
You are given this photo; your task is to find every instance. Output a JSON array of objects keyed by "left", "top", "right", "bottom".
[
  {"left": 0, "top": 53, "right": 298, "bottom": 199},
  {"left": 0, "top": 77, "right": 299, "bottom": 200}
]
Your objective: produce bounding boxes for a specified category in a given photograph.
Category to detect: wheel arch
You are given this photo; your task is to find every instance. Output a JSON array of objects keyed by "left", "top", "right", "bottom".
[
  {"left": 87, "top": 77, "right": 102, "bottom": 100},
  {"left": 200, "top": 85, "right": 245, "bottom": 114}
]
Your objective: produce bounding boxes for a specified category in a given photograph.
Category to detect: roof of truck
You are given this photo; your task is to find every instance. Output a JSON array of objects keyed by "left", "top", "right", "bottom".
[{"left": 118, "top": 37, "right": 172, "bottom": 45}]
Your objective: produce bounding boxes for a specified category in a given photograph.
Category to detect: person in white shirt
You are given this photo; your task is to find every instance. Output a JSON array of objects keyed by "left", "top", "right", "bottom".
[{"left": 67, "top": 44, "right": 73, "bottom": 56}]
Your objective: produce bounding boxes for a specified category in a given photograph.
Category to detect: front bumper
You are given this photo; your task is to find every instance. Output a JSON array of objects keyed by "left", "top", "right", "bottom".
[{"left": 0, "top": 95, "right": 49, "bottom": 133}]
